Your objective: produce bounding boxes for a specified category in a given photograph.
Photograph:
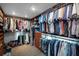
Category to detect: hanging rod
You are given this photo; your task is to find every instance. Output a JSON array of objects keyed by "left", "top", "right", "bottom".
[
  {"left": 52, "top": 35, "right": 79, "bottom": 42},
  {"left": 41, "top": 33, "right": 79, "bottom": 45},
  {"left": 51, "top": 36, "right": 79, "bottom": 45},
  {"left": 42, "top": 34, "right": 79, "bottom": 45},
  {"left": 42, "top": 32, "right": 79, "bottom": 41}
]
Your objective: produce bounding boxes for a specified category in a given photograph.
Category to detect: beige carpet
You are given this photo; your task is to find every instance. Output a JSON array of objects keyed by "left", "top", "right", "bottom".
[{"left": 11, "top": 44, "right": 45, "bottom": 56}]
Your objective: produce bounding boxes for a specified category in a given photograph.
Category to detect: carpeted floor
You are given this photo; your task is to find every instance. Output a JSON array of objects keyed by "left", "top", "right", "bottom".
[{"left": 11, "top": 44, "right": 45, "bottom": 56}]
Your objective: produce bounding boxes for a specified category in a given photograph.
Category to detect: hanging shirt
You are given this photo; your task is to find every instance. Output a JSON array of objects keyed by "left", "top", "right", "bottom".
[
  {"left": 9, "top": 18, "right": 14, "bottom": 32},
  {"left": 48, "top": 42, "right": 50, "bottom": 56},
  {"left": 49, "top": 23, "right": 54, "bottom": 33},
  {"left": 68, "top": 5, "right": 73, "bottom": 18},
  {"left": 44, "top": 21, "right": 47, "bottom": 32},
  {"left": 54, "top": 40, "right": 60, "bottom": 56},
  {"left": 48, "top": 12, "right": 54, "bottom": 23},
  {"left": 18, "top": 19, "right": 22, "bottom": 31},
  {"left": 13, "top": 18, "right": 16, "bottom": 31},
  {"left": 42, "top": 23, "right": 44, "bottom": 32},
  {"left": 54, "top": 21, "right": 60, "bottom": 35},
  {"left": 57, "top": 41, "right": 63, "bottom": 56},
  {"left": 66, "top": 5, "right": 73, "bottom": 19},
  {"left": 68, "top": 20, "right": 72, "bottom": 37},
  {"left": 43, "top": 14, "right": 47, "bottom": 32},
  {"left": 23, "top": 20, "right": 27, "bottom": 29},
  {"left": 46, "top": 22, "right": 49, "bottom": 32},
  {"left": 71, "top": 44, "right": 76, "bottom": 56},
  {"left": 50, "top": 40, "right": 56, "bottom": 56},
  {"left": 64, "top": 20, "right": 68, "bottom": 36},
  {"left": 76, "top": 20, "right": 79, "bottom": 37},
  {"left": 39, "top": 16, "right": 43, "bottom": 23},
  {"left": 45, "top": 14, "right": 48, "bottom": 22},
  {"left": 71, "top": 20, "right": 77, "bottom": 35},
  {"left": 54, "top": 10, "right": 58, "bottom": 21},
  {"left": 4, "top": 18, "right": 8, "bottom": 30},
  {"left": 15, "top": 31, "right": 20, "bottom": 40},
  {"left": 72, "top": 3, "right": 77, "bottom": 15},
  {"left": 16, "top": 20, "right": 19, "bottom": 29},
  {"left": 59, "top": 21, "right": 64, "bottom": 35},
  {"left": 57, "top": 42, "right": 65, "bottom": 56},
  {"left": 58, "top": 7, "right": 65, "bottom": 20},
  {"left": 38, "top": 16, "right": 41, "bottom": 23},
  {"left": 25, "top": 33, "right": 29, "bottom": 43},
  {"left": 43, "top": 14, "right": 46, "bottom": 22},
  {"left": 76, "top": 3, "right": 79, "bottom": 15},
  {"left": 44, "top": 14, "right": 49, "bottom": 32},
  {"left": 66, "top": 5, "right": 70, "bottom": 19},
  {"left": 64, "top": 42, "right": 72, "bottom": 56},
  {"left": 63, "top": 6, "right": 67, "bottom": 20},
  {"left": 39, "top": 23, "right": 42, "bottom": 32}
]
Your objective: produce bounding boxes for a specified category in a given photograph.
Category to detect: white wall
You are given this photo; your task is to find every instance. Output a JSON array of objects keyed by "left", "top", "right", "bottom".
[{"left": 4, "top": 32, "right": 16, "bottom": 44}]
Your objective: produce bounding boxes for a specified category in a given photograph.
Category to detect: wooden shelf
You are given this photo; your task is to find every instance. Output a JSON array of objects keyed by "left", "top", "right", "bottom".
[
  {"left": 0, "top": 9, "right": 4, "bottom": 56},
  {"left": 34, "top": 32, "right": 41, "bottom": 50}
]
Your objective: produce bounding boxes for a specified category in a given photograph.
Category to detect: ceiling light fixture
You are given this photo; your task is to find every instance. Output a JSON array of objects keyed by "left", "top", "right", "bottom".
[
  {"left": 25, "top": 15, "right": 27, "bottom": 18},
  {"left": 31, "top": 6, "right": 36, "bottom": 11},
  {"left": 12, "top": 11, "right": 15, "bottom": 15}
]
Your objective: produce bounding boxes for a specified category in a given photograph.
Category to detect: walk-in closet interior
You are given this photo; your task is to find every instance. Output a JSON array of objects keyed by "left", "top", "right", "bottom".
[{"left": 0, "top": 3, "right": 79, "bottom": 56}]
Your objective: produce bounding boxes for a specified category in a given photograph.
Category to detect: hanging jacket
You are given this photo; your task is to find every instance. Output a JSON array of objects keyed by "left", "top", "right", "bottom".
[
  {"left": 54, "top": 10, "right": 58, "bottom": 21},
  {"left": 66, "top": 4, "right": 73, "bottom": 19},
  {"left": 71, "top": 20, "right": 77, "bottom": 35},
  {"left": 58, "top": 7, "right": 65, "bottom": 20},
  {"left": 76, "top": 20, "right": 79, "bottom": 37},
  {"left": 9, "top": 18, "right": 14, "bottom": 32},
  {"left": 68, "top": 4, "right": 73, "bottom": 18},
  {"left": 59, "top": 21, "right": 64, "bottom": 35},
  {"left": 63, "top": 6, "right": 67, "bottom": 20},
  {"left": 54, "top": 21, "right": 60, "bottom": 35},
  {"left": 48, "top": 11, "right": 54, "bottom": 23},
  {"left": 68, "top": 20, "right": 72, "bottom": 37},
  {"left": 49, "top": 23, "right": 54, "bottom": 33},
  {"left": 63, "top": 20, "right": 68, "bottom": 36},
  {"left": 72, "top": 3, "right": 77, "bottom": 15}
]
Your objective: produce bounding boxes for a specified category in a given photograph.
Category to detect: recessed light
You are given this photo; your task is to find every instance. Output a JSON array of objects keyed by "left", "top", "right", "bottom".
[
  {"left": 31, "top": 6, "right": 36, "bottom": 11},
  {"left": 12, "top": 11, "right": 15, "bottom": 15},
  {"left": 25, "top": 15, "right": 27, "bottom": 18}
]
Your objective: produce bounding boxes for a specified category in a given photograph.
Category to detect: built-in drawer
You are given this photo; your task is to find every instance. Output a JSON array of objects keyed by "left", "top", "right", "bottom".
[
  {"left": 0, "top": 49, "right": 4, "bottom": 56},
  {"left": 0, "top": 33, "right": 3, "bottom": 36},
  {"left": 0, "top": 36, "right": 3, "bottom": 40}
]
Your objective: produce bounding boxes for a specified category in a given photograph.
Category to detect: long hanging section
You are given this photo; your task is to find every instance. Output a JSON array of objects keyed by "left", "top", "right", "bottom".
[
  {"left": 34, "top": 3, "right": 79, "bottom": 56},
  {"left": 36, "top": 3, "right": 79, "bottom": 39},
  {"left": 40, "top": 33, "right": 79, "bottom": 56}
]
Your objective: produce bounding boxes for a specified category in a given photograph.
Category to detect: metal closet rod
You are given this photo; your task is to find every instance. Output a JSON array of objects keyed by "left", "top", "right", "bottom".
[{"left": 52, "top": 35, "right": 79, "bottom": 42}]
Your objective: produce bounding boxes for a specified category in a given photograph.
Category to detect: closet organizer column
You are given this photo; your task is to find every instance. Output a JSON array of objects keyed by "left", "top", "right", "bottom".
[
  {"left": 34, "top": 32, "right": 41, "bottom": 50},
  {"left": 0, "top": 9, "right": 5, "bottom": 55}
]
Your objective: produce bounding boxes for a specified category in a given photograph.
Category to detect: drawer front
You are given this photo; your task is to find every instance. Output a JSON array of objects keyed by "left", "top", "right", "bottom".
[
  {"left": 0, "top": 43, "right": 4, "bottom": 48},
  {"left": 0, "top": 39, "right": 4, "bottom": 43},
  {"left": 0, "top": 49, "right": 4, "bottom": 56},
  {"left": 0, "top": 33, "right": 3, "bottom": 36},
  {"left": 0, "top": 36, "right": 3, "bottom": 41}
]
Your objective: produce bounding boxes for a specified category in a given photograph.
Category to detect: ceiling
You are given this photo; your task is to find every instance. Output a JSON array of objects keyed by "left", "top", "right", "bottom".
[{"left": 0, "top": 3, "right": 56, "bottom": 19}]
